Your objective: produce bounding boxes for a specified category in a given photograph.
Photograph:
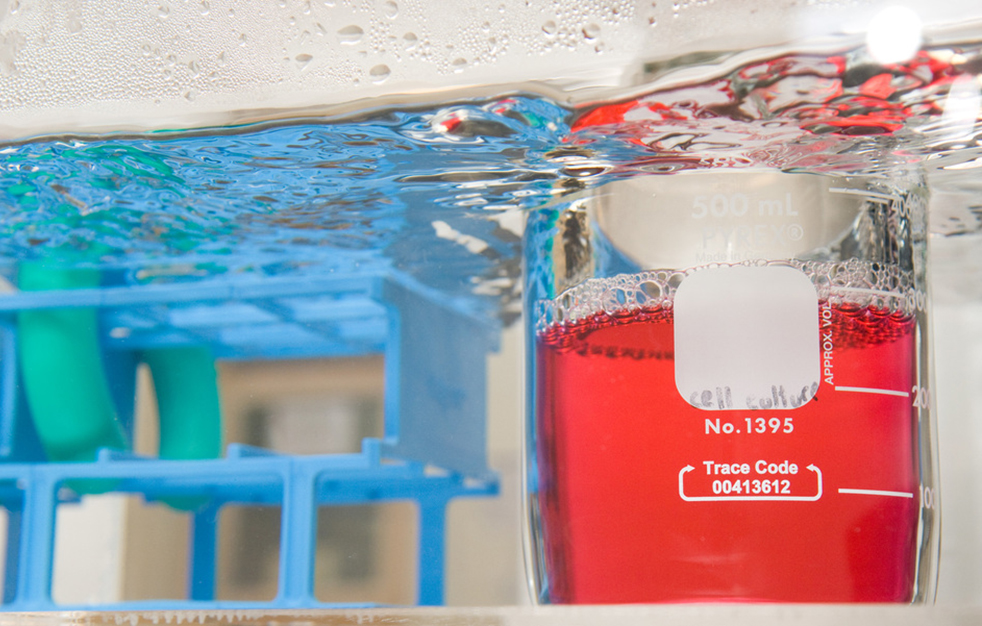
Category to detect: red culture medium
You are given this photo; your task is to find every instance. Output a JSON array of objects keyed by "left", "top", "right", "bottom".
[{"left": 535, "top": 302, "right": 920, "bottom": 603}]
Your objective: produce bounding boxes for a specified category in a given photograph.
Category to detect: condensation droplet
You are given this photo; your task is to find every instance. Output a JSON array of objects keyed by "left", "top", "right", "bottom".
[
  {"left": 369, "top": 63, "right": 391, "bottom": 83},
  {"left": 382, "top": 0, "right": 398, "bottom": 18},
  {"left": 338, "top": 24, "right": 364, "bottom": 44},
  {"left": 542, "top": 20, "right": 557, "bottom": 36},
  {"left": 238, "top": 32, "right": 248, "bottom": 46},
  {"left": 451, "top": 57, "right": 467, "bottom": 72},
  {"left": 302, "top": 0, "right": 311, "bottom": 13},
  {"left": 403, "top": 32, "right": 418, "bottom": 47},
  {"left": 66, "top": 14, "right": 83, "bottom": 34},
  {"left": 648, "top": 16, "right": 657, "bottom": 26},
  {"left": 582, "top": 23, "right": 600, "bottom": 40},
  {"left": 295, "top": 53, "right": 313, "bottom": 65},
  {"left": 323, "top": 0, "right": 336, "bottom": 7},
  {"left": 199, "top": 1, "right": 210, "bottom": 15}
]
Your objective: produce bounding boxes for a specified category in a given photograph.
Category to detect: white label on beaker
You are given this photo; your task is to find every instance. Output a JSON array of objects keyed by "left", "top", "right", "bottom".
[{"left": 674, "top": 265, "right": 819, "bottom": 411}]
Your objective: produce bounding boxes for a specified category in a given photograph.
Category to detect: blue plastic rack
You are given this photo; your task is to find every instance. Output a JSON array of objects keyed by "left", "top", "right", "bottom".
[{"left": 0, "top": 268, "right": 501, "bottom": 610}]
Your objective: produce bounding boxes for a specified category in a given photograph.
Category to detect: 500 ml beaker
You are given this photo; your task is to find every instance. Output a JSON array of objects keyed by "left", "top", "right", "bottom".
[{"left": 524, "top": 168, "right": 938, "bottom": 604}]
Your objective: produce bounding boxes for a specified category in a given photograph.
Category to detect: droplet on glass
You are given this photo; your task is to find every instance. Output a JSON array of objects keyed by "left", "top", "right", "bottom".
[
  {"left": 296, "top": 53, "right": 314, "bottom": 64},
  {"left": 158, "top": 5, "right": 170, "bottom": 18},
  {"left": 582, "top": 23, "right": 600, "bottom": 40},
  {"left": 403, "top": 31, "right": 418, "bottom": 47},
  {"left": 542, "top": 20, "right": 557, "bottom": 36},
  {"left": 200, "top": 1, "right": 210, "bottom": 15},
  {"left": 369, "top": 63, "right": 391, "bottom": 83},
  {"left": 451, "top": 57, "right": 467, "bottom": 72},
  {"left": 66, "top": 14, "right": 83, "bottom": 34},
  {"left": 338, "top": 24, "right": 364, "bottom": 44},
  {"left": 382, "top": 0, "right": 398, "bottom": 18}
]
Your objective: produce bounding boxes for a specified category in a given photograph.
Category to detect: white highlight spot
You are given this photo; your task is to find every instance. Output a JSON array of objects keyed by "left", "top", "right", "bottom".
[
  {"left": 866, "top": 6, "right": 922, "bottom": 65},
  {"left": 941, "top": 75, "right": 982, "bottom": 142}
]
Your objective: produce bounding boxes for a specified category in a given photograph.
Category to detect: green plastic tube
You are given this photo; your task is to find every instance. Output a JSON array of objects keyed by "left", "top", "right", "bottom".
[
  {"left": 143, "top": 346, "right": 223, "bottom": 510},
  {"left": 142, "top": 346, "right": 223, "bottom": 461},
  {"left": 17, "top": 263, "right": 129, "bottom": 464}
]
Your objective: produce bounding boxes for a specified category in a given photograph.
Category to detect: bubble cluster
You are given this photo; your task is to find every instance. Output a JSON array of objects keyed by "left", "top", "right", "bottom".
[
  {"left": 537, "top": 259, "right": 919, "bottom": 334},
  {"left": 536, "top": 269, "right": 684, "bottom": 332}
]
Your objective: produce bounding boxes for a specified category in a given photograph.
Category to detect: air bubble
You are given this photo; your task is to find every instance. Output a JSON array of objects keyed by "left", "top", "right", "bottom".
[
  {"left": 382, "top": 0, "right": 398, "bottom": 18},
  {"left": 338, "top": 24, "right": 364, "bottom": 44},
  {"left": 641, "top": 281, "right": 662, "bottom": 300},
  {"left": 369, "top": 64, "right": 391, "bottom": 83}
]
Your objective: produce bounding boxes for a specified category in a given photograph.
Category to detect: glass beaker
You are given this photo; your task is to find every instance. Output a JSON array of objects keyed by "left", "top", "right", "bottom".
[{"left": 524, "top": 167, "right": 938, "bottom": 604}]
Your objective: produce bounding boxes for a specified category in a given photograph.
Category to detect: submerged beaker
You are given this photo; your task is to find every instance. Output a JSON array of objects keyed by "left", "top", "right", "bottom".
[{"left": 525, "top": 167, "right": 936, "bottom": 603}]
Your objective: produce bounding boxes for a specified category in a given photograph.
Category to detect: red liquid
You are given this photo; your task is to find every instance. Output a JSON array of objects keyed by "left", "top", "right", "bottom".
[{"left": 535, "top": 302, "right": 920, "bottom": 603}]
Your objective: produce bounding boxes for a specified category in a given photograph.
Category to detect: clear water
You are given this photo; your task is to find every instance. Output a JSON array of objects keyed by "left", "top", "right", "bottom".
[{"left": 1, "top": 41, "right": 981, "bottom": 322}]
